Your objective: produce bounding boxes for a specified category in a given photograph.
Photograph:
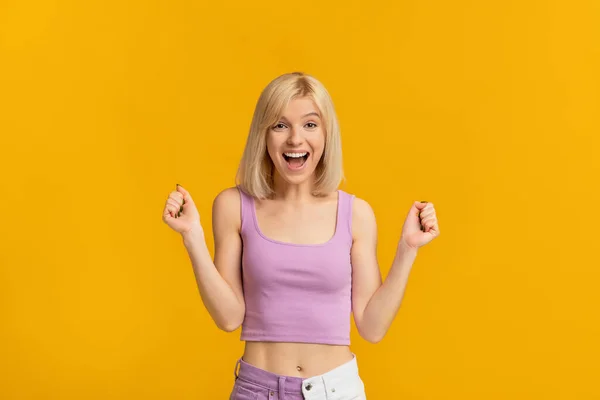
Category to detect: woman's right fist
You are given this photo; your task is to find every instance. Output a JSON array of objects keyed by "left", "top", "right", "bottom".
[{"left": 162, "top": 184, "right": 201, "bottom": 235}]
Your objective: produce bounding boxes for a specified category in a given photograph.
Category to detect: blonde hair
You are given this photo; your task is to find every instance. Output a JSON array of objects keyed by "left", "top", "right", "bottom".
[{"left": 236, "top": 72, "right": 344, "bottom": 199}]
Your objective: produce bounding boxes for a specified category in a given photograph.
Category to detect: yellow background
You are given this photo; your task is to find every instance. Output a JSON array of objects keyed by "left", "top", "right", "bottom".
[{"left": 1, "top": 0, "right": 599, "bottom": 398}]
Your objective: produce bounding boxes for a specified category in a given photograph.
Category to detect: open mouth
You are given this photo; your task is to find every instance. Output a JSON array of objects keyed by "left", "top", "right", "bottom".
[{"left": 282, "top": 152, "right": 309, "bottom": 170}]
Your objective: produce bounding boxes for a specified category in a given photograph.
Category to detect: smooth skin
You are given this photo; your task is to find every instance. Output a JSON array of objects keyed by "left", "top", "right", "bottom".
[{"left": 162, "top": 97, "right": 440, "bottom": 377}]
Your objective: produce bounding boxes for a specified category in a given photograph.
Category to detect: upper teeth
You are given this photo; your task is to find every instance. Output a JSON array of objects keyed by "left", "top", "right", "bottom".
[{"left": 284, "top": 152, "right": 307, "bottom": 158}]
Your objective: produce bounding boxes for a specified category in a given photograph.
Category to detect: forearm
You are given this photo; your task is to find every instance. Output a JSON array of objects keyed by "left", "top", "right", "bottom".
[
  {"left": 182, "top": 229, "right": 244, "bottom": 331},
  {"left": 359, "top": 242, "right": 418, "bottom": 342}
]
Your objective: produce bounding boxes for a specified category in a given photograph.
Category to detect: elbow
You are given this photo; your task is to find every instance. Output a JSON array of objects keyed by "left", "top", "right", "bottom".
[
  {"left": 363, "top": 332, "right": 385, "bottom": 344},
  {"left": 357, "top": 325, "right": 386, "bottom": 344},
  {"left": 218, "top": 321, "right": 241, "bottom": 332},
  {"left": 216, "top": 312, "right": 244, "bottom": 332}
]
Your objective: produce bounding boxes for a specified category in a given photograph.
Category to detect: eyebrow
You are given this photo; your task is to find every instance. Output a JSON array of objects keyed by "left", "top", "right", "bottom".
[{"left": 279, "top": 112, "right": 321, "bottom": 122}]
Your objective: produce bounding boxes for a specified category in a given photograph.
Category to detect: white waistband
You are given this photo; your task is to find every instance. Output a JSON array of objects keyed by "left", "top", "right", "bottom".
[{"left": 300, "top": 354, "right": 365, "bottom": 399}]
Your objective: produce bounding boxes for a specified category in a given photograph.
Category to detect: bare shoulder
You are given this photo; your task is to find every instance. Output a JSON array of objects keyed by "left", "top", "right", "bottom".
[
  {"left": 212, "top": 187, "right": 242, "bottom": 229},
  {"left": 213, "top": 186, "right": 241, "bottom": 206},
  {"left": 352, "top": 196, "right": 376, "bottom": 223},
  {"left": 351, "top": 196, "right": 377, "bottom": 240}
]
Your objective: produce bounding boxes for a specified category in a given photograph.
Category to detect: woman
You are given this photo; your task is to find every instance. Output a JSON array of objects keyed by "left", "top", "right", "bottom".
[{"left": 162, "top": 72, "right": 440, "bottom": 399}]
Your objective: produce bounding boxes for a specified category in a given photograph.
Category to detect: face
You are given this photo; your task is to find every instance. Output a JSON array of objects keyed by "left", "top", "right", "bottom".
[{"left": 266, "top": 96, "right": 325, "bottom": 187}]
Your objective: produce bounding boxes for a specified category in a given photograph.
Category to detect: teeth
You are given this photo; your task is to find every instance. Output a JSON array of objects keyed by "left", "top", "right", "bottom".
[{"left": 284, "top": 152, "right": 308, "bottom": 158}]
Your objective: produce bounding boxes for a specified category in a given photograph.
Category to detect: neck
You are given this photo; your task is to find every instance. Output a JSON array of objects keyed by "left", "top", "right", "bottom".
[{"left": 272, "top": 174, "right": 315, "bottom": 201}]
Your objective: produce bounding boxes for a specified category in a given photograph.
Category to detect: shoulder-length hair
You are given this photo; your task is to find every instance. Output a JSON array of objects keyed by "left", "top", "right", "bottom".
[{"left": 235, "top": 72, "right": 344, "bottom": 199}]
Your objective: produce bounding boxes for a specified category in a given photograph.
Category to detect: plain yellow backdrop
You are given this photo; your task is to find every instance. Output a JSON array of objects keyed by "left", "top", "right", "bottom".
[{"left": 1, "top": 0, "right": 599, "bottom": 399}]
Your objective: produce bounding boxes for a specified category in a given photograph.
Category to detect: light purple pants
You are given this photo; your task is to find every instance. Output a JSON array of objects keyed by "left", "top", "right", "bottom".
[{"left": 229, "top": 355, "right": 367, "bottom": 400}]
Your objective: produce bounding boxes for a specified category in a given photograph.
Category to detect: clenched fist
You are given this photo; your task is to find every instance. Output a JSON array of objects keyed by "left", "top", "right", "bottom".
[{"left": 162, "top": 184, "right": 202, "bottom": 235}]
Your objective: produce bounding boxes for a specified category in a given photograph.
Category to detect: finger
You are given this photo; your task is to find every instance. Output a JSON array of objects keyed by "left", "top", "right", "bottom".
[
  {"left": 167, "top": 198, "right": 181, "bottom": 210},
  {"left": 420, "top": 203, "right": 434, "bottom": 211},
  {"left": 167, "top": 203, "right": 180, "bottom": 217},
  {"left": 426, "top": 220, "right": 440, "bottom": 234},
  {"left": 426, "top": 225, "right": 439, "bottom": 235},
  {"left": 170, "top": 197, "right": 184, "bottom": 215},
  {"left": 169, "top": 192, "right": 184, "bottom": 207},
  {"left": 420, "top": 208, "right": 435, "bottom": 219},
  {"left": 414, "top": 200, "right": 428, "bottom": 212},
  {"left": 423, "top": 220, "right": 435, "bottom": 231},
  {"left": 419, "top": 217, "right": 428, "bottom": 231},
  {"left": 176, "top": 184, "right": 193, "bottom": 205},
  {"left": 163, "top": 204, "right": 177, "bottom": 219},
  {"left": 422, "top": 216, "right": 437, "bottom": 226}
]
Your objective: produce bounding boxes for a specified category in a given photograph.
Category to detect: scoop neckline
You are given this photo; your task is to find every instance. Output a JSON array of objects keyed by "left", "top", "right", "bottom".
[{"left": 250, "top": 190, "right": 342, "bottom": 247}]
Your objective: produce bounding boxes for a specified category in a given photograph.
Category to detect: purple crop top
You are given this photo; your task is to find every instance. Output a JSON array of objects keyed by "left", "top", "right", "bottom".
[{"left": 237, "top": 187, "right": 355, "bottom": 346}]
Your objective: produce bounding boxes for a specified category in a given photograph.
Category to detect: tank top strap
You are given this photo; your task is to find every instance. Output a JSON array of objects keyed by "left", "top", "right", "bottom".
[
  {"left": 336, "top": 189, "right": 356, "bottom": 239},
  {"left": 236, "top": 185, "right": 255, "bottom": 234}
]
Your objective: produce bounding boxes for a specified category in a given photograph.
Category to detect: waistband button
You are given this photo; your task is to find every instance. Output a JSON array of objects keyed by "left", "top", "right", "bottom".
[{"left": 305, "top": 383, "right": 313, "bottom": 391}]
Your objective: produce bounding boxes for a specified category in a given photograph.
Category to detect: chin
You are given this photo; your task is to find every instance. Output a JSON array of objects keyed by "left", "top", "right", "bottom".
[
  {"left": 274, "top": 166, "right": 318, "bottom": 186},
  {"left": 281, "top": 173, "right": 314, "bottom": 186}
]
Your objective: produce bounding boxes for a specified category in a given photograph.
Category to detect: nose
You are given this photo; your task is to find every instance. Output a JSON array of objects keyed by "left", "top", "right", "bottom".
[{"left": 286, "top": 126, "right": 303, "bottom": 146}]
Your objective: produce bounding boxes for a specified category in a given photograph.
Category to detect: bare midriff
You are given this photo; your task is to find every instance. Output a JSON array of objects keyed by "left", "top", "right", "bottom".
[{"left": 242, "top": 341, "right": 354, "bottom": 377}]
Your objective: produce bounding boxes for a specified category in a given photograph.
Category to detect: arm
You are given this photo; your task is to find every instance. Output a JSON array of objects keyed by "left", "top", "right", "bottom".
[
  {"left": 350, "top": 198, "right": 418, "bottom": 343},
  {"left": 183, "top": 187, "right": 245, "bottom": 332}
]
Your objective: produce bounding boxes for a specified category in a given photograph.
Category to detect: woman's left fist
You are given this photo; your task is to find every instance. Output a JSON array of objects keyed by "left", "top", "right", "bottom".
[{"left": 399, "top": 201, "right": 440, "bottom": 250}]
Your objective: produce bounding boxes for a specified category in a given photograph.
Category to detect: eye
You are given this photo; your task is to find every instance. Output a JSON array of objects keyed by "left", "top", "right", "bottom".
[
  {"left": 273, "top": 123, "right": 287, "bottom": 130},
  {"left": 306, "top": 122, "right": 317, "bottom": 128}
]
